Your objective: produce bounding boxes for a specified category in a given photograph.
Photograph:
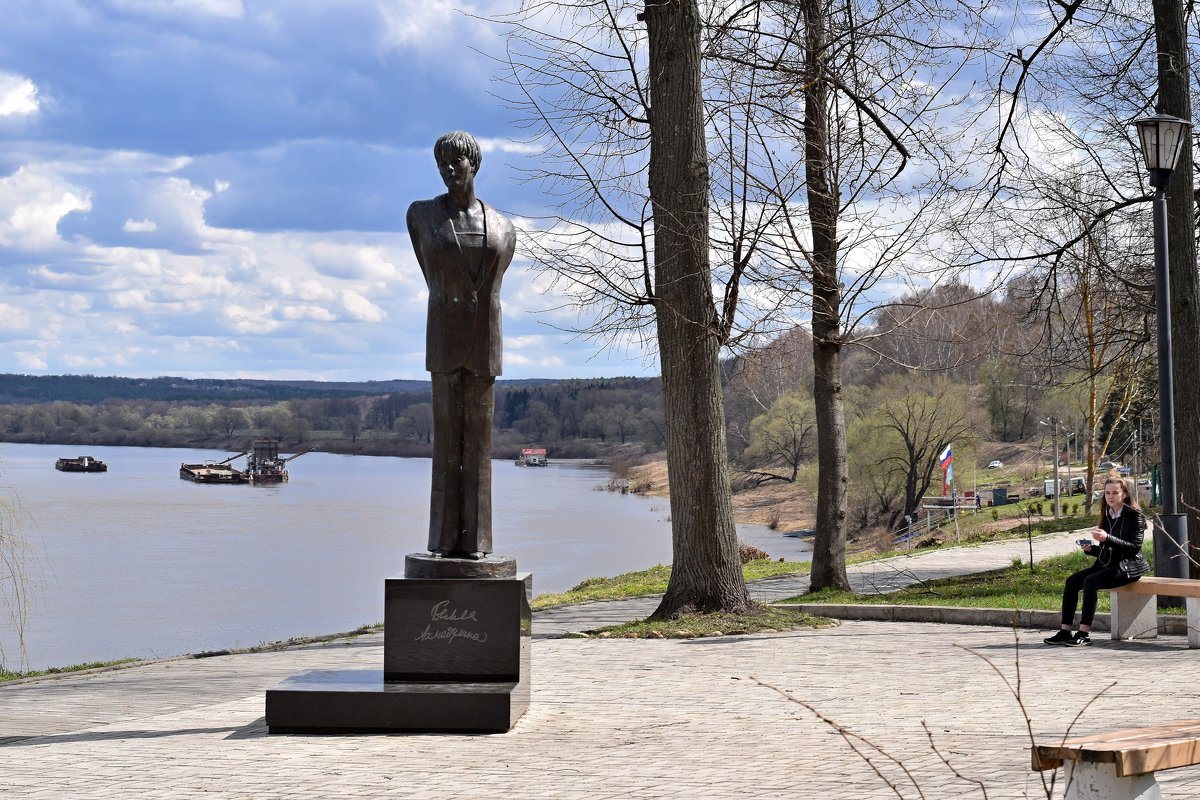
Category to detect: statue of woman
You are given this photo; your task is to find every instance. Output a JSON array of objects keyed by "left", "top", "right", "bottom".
[{"left": 407, "top": 131, "right": 516, "bottom": 558}]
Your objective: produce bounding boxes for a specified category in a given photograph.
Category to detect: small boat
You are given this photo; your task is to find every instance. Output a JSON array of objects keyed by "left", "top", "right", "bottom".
[
  {"left": 782, "top": 529, "right": 816, "bottom": 538},
  {"left": 515, "top": 447, "right": 548, "bottom": 467},
  {"left": 55, "top": 456, "right": 108, "bottom": 473},
  {"left": 179, "top": 462, "right": 248, "bottom": 483}
]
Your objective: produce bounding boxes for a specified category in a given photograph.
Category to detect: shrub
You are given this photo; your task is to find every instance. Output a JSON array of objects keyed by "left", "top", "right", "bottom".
[{"left": 738, "top": 542, "right": 771, "bottom": 563}]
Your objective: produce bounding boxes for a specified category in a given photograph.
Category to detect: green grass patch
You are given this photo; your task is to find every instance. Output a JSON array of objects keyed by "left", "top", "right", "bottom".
[
  {"left": 851, "top": 519, "right": 1091, "bottom": 566},
  {"left": 785, "top": 543, "right": 1154, "bottom": 611},
  {"left": 582, "top": 603, "right": 836, "bottom": 639},
  {"left": 530, "top": 523, "right": 1094, "bottom": 611},
  {"left": 531, "top": 558, "right": 811, "bottom": 610},
  {"left": 0, "top": 658, "right": 141, "bottom": 683}
]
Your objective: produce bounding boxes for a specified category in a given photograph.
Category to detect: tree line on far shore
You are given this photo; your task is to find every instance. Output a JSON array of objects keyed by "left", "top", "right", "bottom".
[{"left": 0, "top": 376, "right": 666, "bottom": 462}]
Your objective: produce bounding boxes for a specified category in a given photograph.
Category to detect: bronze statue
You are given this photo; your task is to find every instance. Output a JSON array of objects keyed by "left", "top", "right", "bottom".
[{"left": 407, "top": 131, "right": 516, "bottom": 559}]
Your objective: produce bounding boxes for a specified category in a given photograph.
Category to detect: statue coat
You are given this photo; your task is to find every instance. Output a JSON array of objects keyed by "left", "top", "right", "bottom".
[{"left": 407, "top": 196, "right": 516, "bottom": 377}]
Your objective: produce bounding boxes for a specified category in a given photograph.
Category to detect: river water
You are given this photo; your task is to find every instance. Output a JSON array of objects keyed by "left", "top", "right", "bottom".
[{"left": 0, "top": 443, "right": 810, "bottom": 671}]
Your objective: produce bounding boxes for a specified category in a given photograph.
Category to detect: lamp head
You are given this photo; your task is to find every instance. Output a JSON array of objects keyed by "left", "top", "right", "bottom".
[{"left": 1134, "top": 113, "right": 1192, "bottom": 189}]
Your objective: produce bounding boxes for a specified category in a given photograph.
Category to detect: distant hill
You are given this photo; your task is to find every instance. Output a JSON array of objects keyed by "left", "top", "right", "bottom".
[{"left": 0, "top": 373, "right": 562, "bottom": 404}]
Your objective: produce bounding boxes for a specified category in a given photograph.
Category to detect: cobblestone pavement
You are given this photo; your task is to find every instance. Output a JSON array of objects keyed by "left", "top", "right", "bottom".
[{"left": 5, "top": 530, "right": 1199, "bottom": 799}]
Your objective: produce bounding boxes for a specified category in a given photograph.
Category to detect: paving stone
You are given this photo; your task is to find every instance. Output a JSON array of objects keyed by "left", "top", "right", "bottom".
[{"left": 5, "top": 530, "right": 1199, "bottom": 798}]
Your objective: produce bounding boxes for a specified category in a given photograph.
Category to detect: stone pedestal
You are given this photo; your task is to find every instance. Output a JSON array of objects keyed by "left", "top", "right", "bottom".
[
  {"left": 265, "top": 560, "right": 531, "bottom": 734},
  {"left": 1110, "top": 591, "right": 1160, "bottom": 642}
]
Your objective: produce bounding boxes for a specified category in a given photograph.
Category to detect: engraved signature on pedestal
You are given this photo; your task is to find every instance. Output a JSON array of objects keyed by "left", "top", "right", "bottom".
[{"left": 414, "top": 600, "right": 487, "bottom": 643}]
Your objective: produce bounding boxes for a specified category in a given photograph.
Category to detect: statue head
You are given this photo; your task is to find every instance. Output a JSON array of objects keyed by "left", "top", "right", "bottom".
[{"left": 434, "top": 131, "right": 482, "bottom": 174}]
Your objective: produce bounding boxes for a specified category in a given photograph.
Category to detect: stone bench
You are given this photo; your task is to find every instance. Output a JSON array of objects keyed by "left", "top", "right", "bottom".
[
  {"left": 1034, "top": 719, "right": 1200, "bottom": 799},
  {"left": 1110, "top": 577, "right": 1200, "bottom": 647}
]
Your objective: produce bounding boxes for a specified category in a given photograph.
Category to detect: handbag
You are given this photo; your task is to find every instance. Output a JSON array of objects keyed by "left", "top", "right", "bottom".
[{"left": 1119, "top": 552, "right": 1151, "bottom": 578}]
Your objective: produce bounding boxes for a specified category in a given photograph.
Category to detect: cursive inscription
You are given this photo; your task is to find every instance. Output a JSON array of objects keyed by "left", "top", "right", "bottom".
[
  {"left": 414, "top": 624, "right": 488, "bottom": 643},
  {"left": 430, "top": 600, "right": 478, "bottom": 623},
  {"left": 414, "top": 601, "right": 487, "bottom": 643}
]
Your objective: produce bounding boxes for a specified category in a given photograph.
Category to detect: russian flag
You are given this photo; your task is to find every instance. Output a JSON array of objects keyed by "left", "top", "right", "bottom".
[{"left": 940, "top": 444, "right": 953, "bottom": 493}]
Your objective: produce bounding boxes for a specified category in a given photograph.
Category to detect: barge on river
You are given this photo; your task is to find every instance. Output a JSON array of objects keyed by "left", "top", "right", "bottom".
[
  {"left": 179, "top": 438, "right": 313, "bottom": 485},
  {"left": 243, "top": 438, "right": 314, "bottom": 484},
  {"left": 179, "top": 461, "right": 248, "bottom": 483},
  {"left": 515, "top": 447, "right": 548, "bottom": 467},
  {"left": 55, "top": 455, "right": 108, "bottom": 473}
]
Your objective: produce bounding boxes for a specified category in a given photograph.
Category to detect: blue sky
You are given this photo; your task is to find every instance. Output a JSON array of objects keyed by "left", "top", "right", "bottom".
[{"left": 0, "top": 0, "right": 654, "bottom": 382}]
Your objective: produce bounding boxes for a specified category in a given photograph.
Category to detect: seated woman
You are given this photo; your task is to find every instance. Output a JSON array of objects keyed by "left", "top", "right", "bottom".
[{"left": 1044, "top": 475, "right": 1151, "bottom": 646}]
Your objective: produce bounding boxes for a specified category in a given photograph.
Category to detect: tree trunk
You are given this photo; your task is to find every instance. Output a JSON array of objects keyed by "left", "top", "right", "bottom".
[
  {"left": 1152, "top": 0, "right": 1200, "bottom": 576},
  {"left": 644, "top": 0, "right": 751, "bottom": 618},
  {"left": 804, "top": 0, "right": 851, "bottom": 591}
]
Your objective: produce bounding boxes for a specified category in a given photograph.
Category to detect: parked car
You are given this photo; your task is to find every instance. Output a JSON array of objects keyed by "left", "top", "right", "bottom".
[
  {"left": 1137, "top": 478, "right": 1151, "bottom": 489},
  {"left": 1099, "top": 460, "right": 1119, "bottom": 470},
  {"left": 986, "top": 460, "right": 1003, "bottom": 469}
]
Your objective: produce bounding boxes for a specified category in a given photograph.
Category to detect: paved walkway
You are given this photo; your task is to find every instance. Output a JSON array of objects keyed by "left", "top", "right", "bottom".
[{"left": 4, "top": 530, "right": 1200, "bottom": 799}]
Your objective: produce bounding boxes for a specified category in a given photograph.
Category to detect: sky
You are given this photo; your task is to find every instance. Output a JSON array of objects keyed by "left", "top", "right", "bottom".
[{"left": 0, "top": 0, "right": 655, "bottom": 383}]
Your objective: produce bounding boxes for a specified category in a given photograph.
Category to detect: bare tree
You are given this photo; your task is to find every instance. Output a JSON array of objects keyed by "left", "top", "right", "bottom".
[
  {"left": 700, "top": 0, "right": 995, "bottom": 589},
  {"left": 642, "top": 0, "right": 752, "bottom": 617},
  {"left": 866, "top": 374, "right": 978, "bottom": 524},
  {"left": 980, "top": 0, "right": 1200, "bottom": 570},
  {"left": 0, "top": 477, "right": 31, "bottom": 671},
  {"left": 499, "top": 0, "right": 994, "bottom": 598},
  {"left": 741, "top": 391, "right": 816, "bottom": 484}
]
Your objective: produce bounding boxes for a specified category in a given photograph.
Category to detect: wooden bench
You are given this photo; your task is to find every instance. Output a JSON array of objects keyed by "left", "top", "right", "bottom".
[
  {"left": 1034, "top": 719, "right": 1200, "bottom": 799},
  {"left": 1109, "top": 577, "right": 1200, "bottom": 648}
]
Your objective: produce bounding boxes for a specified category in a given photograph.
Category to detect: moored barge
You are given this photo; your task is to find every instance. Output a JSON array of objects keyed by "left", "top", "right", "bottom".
[
  {"left": 179, "top": 462, "right": 248, "bottom": 483},
  {"left": 515, "top": 447, "right": 548, "bottom": 467},
  {"left": 55, "top": 456, "right": 108, "bottom": 473}
]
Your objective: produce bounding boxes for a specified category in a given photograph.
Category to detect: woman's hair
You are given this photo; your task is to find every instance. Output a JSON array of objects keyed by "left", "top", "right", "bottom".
[
  {"left": 434, "top": 131, "right": 482, "bottom": 173},
  {"left": 1097, "top": 473, "right": 1139, "bottom": 525}
]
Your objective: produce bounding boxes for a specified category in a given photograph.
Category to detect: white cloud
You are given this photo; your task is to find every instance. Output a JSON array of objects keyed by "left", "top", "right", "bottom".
[
  {"left": 0, "top": 72, "right": 38, "bottom": 117},
  {"left": 29, "top": 265, "right": 78, "bottom": 285},
  {"left": 281, "top": 304, "right": 337, "bottom": 322},
  {"left": 15, "top": 352, "right": 48, "bottom": 370},
  {"left": 340, "top": 290, "right": 386, "bottom": 322},
  {"left": 63, "top": 353, "right": 113, "bottom": 369},
  {"left": 377, "top": 0, "right": 460, "bottom": 48},
  {"left": 62, "top": 294, "right": 93, "bottom": 313},
  {"left": 309, "top": 242, "right": 400, "bottom": 281},
  {"left": 274, "top": 277, "right": 337, "bottom": 303},
  {"left": 123, "top": 218, "right": 158, "bottom": 233},
  {"left": 476, "top": 138, "right": 542, "bottom": 156},
  {"left": 505, "top": 334, "right": 549, "bottom": 349},
  {"left": 224, "top": 303, "right": 282, "bottom": 334},
  {"left": 0, "top": 303, "right": 31, "bottom": 332},
  {"left": 0, "top": 167, "right": 91, "bottom": 250},
  {"left": 110, "top": 289, "right": 153, "bottom": 312},
  {"left": 503, "top": 352, "right": 565, "bottom": 369}
]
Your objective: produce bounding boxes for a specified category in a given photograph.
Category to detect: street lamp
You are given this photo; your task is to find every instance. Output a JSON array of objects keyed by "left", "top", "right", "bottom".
[
  {"left": 1039, "top": 417, "right": 1060, "bottom": 520},
  {"left": 1134, "top": 112, "right": 1192, "bottom": 587}
]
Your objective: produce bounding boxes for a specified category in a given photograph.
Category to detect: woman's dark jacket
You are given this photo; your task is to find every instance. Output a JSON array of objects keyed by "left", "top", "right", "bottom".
[{"left": 1088, "top": 505, "right": 1151, "bottom": 578}]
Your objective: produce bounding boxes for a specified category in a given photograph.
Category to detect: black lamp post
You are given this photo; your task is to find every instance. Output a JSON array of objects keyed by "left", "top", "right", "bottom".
[
  {"left": 1134, "top": 112, "right": 1192, "bottom": 589},
  {"left": 1039, "top": 417, "right": 1060, "bottom": 519}
]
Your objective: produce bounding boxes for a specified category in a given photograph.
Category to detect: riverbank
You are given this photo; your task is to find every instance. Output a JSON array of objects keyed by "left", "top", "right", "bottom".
[
  {"left": 628, "top": 458, "right": 818, "bottom": 533},
  {"left": 626, "top": 457, "right": 1045, "bottom": 547}
]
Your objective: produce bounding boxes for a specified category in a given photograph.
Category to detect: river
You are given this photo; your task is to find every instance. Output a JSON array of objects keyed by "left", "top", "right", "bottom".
[{"left": 0, "top": 442, "right": 810, "bottom": 671}]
